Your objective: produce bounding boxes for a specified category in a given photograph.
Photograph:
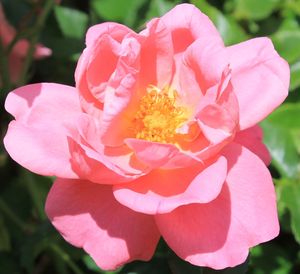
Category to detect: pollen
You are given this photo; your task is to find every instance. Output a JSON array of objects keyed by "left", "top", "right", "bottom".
[{"left": 132, "top": 85, "right": 188, "bottom": 143}]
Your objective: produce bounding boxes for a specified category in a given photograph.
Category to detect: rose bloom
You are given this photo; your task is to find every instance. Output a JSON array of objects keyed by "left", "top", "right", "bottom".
[
  {"left": 0, "top": 3, "right": 51, "bottom": 85},
  {"left": 4, "top": 4, "right": 289, "bottom": 270}
]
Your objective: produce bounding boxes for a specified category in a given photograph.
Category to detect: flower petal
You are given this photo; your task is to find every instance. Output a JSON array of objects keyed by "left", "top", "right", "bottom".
[
  {"left": 46, "top": 178, "right": 160, "bottom": 270},
  {"left": 86, "top": 22, "right": 133, "bottom": 47},
  {"left": 125, "top": 138, "right": 199, "bottom": 169},
  {"left": 155, "top": 143, "right": 279, "bottom": 269},
  {"left": 99, "top": 36, "right": 143, "bottom": 146},
  {"left": 65, "top": 115, "right": 149, "bottom": 184},
  {"left": 226, "top": 37, "right": 290, "bottom": 129},
  {"left": 113, "top": 156, "right": 227, "bottom": 214},
  {"left": 161, "top": 3, "right": 223, "bottom": 54},
  {"left": 234, "top": 125, "right": 271, "bottom": 165},
  {"left": 139, "top": 18, "right": 174, "bottom": 88},
  {"left": 4, "top": 83, "right": 81, "bottom": 178},
  {"left": 76, "top": 23, "right": 134, "bottom": 118}
]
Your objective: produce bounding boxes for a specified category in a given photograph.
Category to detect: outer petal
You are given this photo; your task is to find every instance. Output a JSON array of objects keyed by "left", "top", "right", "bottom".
[
  {"left": 161, "top": 3, "right": 223, "bottom": 54},
  {"left": 226, "top": 38, "right": 290, "bottom": 129},
  {"left": 4, "top": 83, "right": 81, "bottom": 178},
  {"left": 156, "top": 144, "right": 279, "bottom": 269},
  {"left": 113, "top": 156, "right": 227, "bottom": 214},
  {"left": 46, "top": 179, "right": 160, "bottom": 270},
  {"left": 234, "top": 125, "right": 271, "bottom": 165}
]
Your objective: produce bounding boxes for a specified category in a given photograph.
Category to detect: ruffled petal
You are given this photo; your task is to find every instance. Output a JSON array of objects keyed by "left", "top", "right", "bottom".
[
  {"left": 66, "top": 115, "right": 149, "bottom": 183},
  {"left": 113, "top": 156, "right": 227, "bottom": 214},
  {"left": 75, "top": 23, "right": 134, "bottom": 118},
  {"left": 155, "top": 143, "right": 278, "bottom": 269},
  {"left": 46, "top": 179, "right": 160, "bottom": 270},
  {"left": 125, "top": 138, "right": 199, "bottom": 169}
]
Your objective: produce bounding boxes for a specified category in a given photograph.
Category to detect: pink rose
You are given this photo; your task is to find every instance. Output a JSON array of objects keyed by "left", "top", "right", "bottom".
[
  {"left": 4, "top": 4, "right": 289, "bottom": 270},
  {"left": 0, "top": 3, "right": 52, "bottom": 85}
]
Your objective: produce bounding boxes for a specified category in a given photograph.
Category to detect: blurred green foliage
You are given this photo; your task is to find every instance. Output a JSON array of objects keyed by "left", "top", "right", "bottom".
[{"left": 0, "top": 0, "right": 300, "bottom": 273}]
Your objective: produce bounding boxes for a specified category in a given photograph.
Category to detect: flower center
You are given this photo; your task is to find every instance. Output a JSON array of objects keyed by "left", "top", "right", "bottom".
[{"left": 133, "top": 85, "right": 188, "bottom": 143}]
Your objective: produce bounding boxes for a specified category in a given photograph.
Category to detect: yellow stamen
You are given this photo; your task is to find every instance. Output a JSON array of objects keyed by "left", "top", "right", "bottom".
[{"left": 132, "top": 85, "right": 188, "bottom": 143}]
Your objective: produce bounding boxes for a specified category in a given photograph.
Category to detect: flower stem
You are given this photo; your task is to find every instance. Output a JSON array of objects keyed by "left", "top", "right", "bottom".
[{"left": 17, "top": 0, "right": 55, "bottom": 86}]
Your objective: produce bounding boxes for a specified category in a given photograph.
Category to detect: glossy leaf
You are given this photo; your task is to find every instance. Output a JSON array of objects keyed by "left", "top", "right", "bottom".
[
  {"left": 290, "top": 61, "right": 300, "bottom": 91},
  {"left": 233, "top": 0, "right": 280, "bottom": 20},
  {"left": 280, "top": 179, "right": 300, "bottom": 244},
  {"left": 54, "top": 6, "right": 88, "bottom": 39}
]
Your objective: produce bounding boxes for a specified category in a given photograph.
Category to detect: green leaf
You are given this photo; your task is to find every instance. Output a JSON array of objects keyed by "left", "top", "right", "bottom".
[
  {"left": 260, "top": 120, "right": 299, "bottom": 178},
  {"left": 266, "top": 103, "right": 300, "bottom": 129},
  {"left": 280, "top": 179, "right": 300, "bottom": 244},
  {"left": 290, "top": 61, "right": 300, "bottom": 91},
  {"left": 91, "top": 0, "right": 147, "bottom": 28},
  {"left": 233, "top": 0, "right": 280, "bottom": 20},
  {"left": 260, "top": 104, "right": 300, "bottom": 178},
  {"left": 54, "top": 6, "right": 88, "bottom": 39},
  {"left": 191, "top": 0, "right": 249, "bottom": 45},
  {"left": 285, "top": 0, "right": 300, "bottom": 16}
]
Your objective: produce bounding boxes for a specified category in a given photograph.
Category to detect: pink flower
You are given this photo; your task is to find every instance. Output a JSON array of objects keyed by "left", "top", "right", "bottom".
[
  {"left": 4, "top": 4, "right": 289, "bottom": 270},
  {"left": 0, "top": 3, "right": 52, "bottom": 84}
]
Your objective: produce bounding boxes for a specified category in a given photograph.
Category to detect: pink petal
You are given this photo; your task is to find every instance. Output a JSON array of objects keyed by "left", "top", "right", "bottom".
[
  {"left": 188, "top": 69, "right": 238, "bottom": 159},
  {"left": 156, "top": 143, "right": 279, "bottom": 269},
  {"left": 4, "top": 83, "right": 81, "bottom": 178},
  {"left": 46, "top": 179, "right": 160, "bottom": 270},
  {"left": 86, "top": 22, "right": 133, "bottom": 47},
  {"left": 234, "top": 125, "right": 271, "bottom": 165},
  {"left": 180, "top": 36, "right": 227, "bottom": 99},
  {"left": 125, "top": 138, "right": 199, "bottom": 169},
  {"left": 0, "top": 3, "right": 15, "bottom": 46},
  {"left": 226, "top": 38, "right": 290, "bottom": 129},
  {"left": 139, "top": 18, "right": 174, "bottom": 89},
  {"left": 33, "top": 43, "right": 52, "bottom": 59},
  {"left": 99, "top": 35, "right": 142, "bottom": 146},
  {"left": 85, "top": 34, "right": 121, "bottom": 103},
  {"left": 76, "top": 23, "right": 134, "bottom": 118},
  {"left": 113, "top": 156, "right": 227, "bottom": 214},
  {"left": 161, "top": 4, "right": 223, "bottom": 54},
  {"left": 65, "top": 115, "right": 149, "bottom": 184}
]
